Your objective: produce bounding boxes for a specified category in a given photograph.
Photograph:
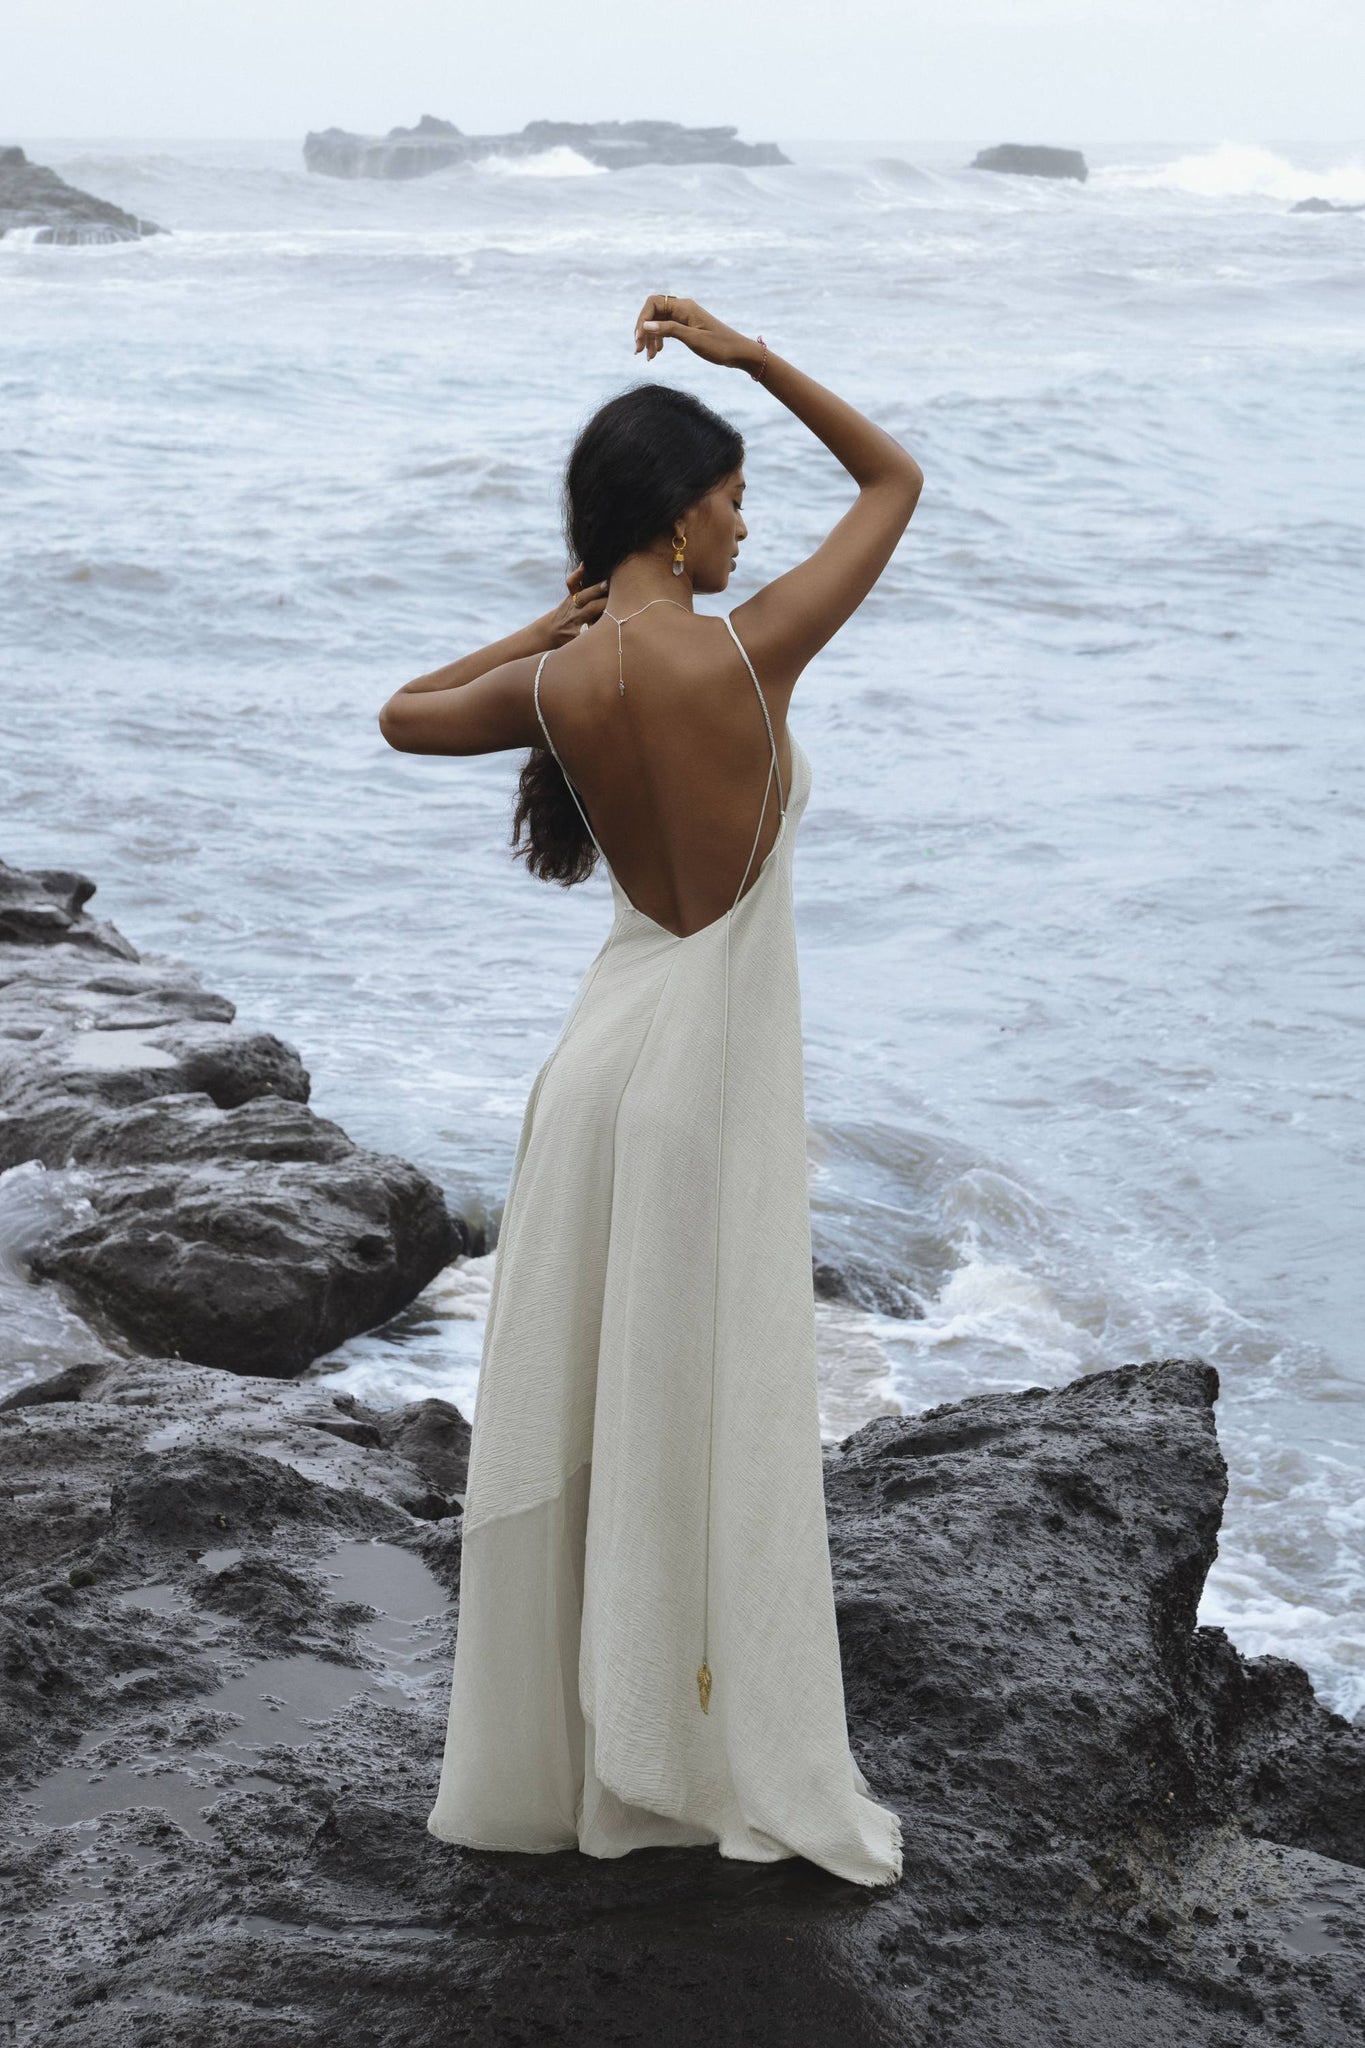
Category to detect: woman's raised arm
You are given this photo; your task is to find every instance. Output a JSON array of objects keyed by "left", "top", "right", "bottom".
[{"left": 634, "top": 295, "right": 923, "bottom": 689}]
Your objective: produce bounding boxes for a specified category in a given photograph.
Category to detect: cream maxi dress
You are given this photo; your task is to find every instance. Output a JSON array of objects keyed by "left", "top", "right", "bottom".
[{"left": 426, "top": 612, "right": 904, "bottom": 1888}]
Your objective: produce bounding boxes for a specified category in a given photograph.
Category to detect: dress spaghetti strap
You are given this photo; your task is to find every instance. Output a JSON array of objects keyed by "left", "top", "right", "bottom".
[
  {"left": 533, "top": 652, "right": 608, "bottom": 867},
  {"left": 723, "top": 611, "right": 787, "bottom": 819}
]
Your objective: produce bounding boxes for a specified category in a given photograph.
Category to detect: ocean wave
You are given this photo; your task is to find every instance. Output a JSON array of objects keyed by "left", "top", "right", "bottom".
[
  {"left": 469, "top": 147, "right": 608, "bottom": 180},
  {"left": 1100, "top": 141, "right": 1365, "bottom": 205}
]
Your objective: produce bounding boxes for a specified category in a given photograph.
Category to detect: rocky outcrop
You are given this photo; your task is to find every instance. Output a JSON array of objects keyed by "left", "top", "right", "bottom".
[
  {"left": 0, "top": 1351, "right": 1359, "bottom": 2043},
  {"left": 813, "top": 1252, "right": 924, "bottom": 1318},
  {"left": 971, "top": 143, "right": 1089, "bottom": 183},
  {"left": 304, "top": 113, "right": 790, "bottom": 179},
  {"left": 1291, "top": 196, "right": 1365, "bottom": 214},
  {"left": 0, "top": 145, "right": 164, "bottom": 244},
  {"left": 0, "top": 857, "right": 465, "bottom": 1374}
]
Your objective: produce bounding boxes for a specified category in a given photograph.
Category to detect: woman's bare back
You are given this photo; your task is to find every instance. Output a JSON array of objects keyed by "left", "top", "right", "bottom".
[{"left": 533, "top": 607, "right": 791, "bottom": 941}]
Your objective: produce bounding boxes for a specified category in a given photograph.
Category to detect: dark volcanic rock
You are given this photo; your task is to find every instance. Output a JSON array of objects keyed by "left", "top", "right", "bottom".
[
  {"left": 30, "top": 1153, "right": 459, "bottom": 1377},
  {"left": 0, "top": 144, "right": 164, "bottom": 243},
  {"left": 0, "top": 1351, "right": 1360, "bottom": 2044},
  {"left": 305, "top": 114, "right": 789, "bottom": 179},
  {"left": 813, "top": 1252, "right": 924, "bottom": 1318},
  {"left": 0, "top": 1357, "right": 109, "bottom": 1407},
  {"left": 0, "top": 856, "right": 137, "bottom": 951},
  {"left": 376, "top": 1394, "right": 471, "bottom": 1499},
  {"left": 1, "top": 856, "right": 465, "bottom": 1373},
  {"left": 972, "top": 143, "right": 1089, "bottom": 183},
  {"left": 1185, "top": 1627, "right": 1365, "bottom": 1870},
  {"left": 110, "top": 1441, "right": 405, "bottom": 1548}
]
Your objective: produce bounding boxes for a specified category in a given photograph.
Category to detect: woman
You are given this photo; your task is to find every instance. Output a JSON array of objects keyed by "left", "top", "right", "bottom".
[{"left": 379, "top": 295, "right": 923, "bottom": 1887}]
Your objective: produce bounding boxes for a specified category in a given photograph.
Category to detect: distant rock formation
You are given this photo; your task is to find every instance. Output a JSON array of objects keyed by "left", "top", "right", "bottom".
[
  {"left": 0, "top": 145, "right": 164, "bottom": 244},
  {"left": 971, "top": 142, "right": 1089, "bottom": 183},
  {"left": 304, "top": 114, "right": 789, "bottom": 179},
  {"left": 1290, "top": 195, "right": 1365, "bottom": 214}
]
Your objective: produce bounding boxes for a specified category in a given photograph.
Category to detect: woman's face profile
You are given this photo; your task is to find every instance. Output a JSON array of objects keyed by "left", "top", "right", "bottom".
[{"left": 679, "top": 467, "right": 748, "bottom": 593}]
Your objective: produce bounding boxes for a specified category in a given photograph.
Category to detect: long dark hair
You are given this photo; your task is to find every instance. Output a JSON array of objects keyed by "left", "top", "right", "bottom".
[{"left": 512, "top": 384, "right": 745, "bottom": 886}]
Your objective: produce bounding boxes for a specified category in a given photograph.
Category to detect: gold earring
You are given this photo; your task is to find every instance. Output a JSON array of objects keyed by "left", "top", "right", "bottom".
[{"left": 672, "top": 533, "right": 687, "bottom": 577}]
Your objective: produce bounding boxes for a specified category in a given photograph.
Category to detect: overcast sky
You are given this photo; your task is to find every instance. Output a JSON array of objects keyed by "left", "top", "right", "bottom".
[{"left": 6, "top": 0, "right": 1363, "bottom": 144}]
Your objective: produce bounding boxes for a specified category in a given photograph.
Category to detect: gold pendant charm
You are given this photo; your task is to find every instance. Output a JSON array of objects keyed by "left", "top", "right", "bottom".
[
  {"left": 696, "top": 1662, "right": 712, "bottom": 1713},
  {"left": 618, "top": 680, "right": 625, "bottom": 695}
]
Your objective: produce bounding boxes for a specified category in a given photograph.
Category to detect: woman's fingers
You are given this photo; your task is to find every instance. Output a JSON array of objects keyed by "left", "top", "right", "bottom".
[
  {"left": 632, "top": 295, "right": 660, "bottom": 353},
  {"left": 631, "top": 287, "right": 734, "bottom": 366},
  {"left": 639, "top": 318, "right": 687, "bottom": 361},
  {"left": 634, "top": 294, "right": 705, "bottom": 359}
]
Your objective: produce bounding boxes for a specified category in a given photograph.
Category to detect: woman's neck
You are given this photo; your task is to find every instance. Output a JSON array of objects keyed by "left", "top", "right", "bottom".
[{"left": 604, "top": 552, "right": 695, "bottom": 618}]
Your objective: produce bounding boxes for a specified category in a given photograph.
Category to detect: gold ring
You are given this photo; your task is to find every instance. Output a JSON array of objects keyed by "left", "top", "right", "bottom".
[
  {"left": 662, "top": 294, "right": 671, "bottom": 314},
  {"left": 571, "top": 592, "right": 581, "bottom": 609}
]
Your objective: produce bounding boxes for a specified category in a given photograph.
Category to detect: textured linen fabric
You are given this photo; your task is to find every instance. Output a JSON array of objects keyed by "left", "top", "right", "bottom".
[{"left": 426, "top": 618, "right": 904, "bottom": 1888}]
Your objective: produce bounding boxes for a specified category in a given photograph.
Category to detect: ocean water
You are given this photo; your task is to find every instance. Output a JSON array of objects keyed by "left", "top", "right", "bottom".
[{"left": 2, "top": 135, "right": 1362, "bottom": 1718}]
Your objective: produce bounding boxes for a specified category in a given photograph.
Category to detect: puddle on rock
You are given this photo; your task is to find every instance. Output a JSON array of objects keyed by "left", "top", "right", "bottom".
[
  {"left": 21, "top": 1537, "right": 449, "bottom": 1844},
  {"left": 1282, "top": 1910, "right": 1353, "bottom": 1957},
  {"left": 116, "top": 1584, "right": 182, "bottom": 1614},
  {"left": 62, "top": 1028, "right": 179, "bottom": 1071},
  {"left": 28, "top": 1759, "right": 277, "bottom": 1841},
  {"left": 322, "top": 1536, "right": 447, "bottom": 1663},
  {"left": 196, "top": 1547, "right": 243, "bottom": 1573}
]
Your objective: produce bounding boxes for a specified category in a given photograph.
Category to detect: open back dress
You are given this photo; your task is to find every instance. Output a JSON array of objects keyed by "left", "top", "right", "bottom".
[{"left": 426, "top": 611, "right": 904, "bottom": 1888}]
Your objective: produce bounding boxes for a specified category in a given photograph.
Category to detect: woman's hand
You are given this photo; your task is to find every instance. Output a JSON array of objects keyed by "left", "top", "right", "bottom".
[
  {"left": 541, "top": 566, "right": 610, "bottom": 647},
  {"left": 633, "top": 294, "right": 763, "bottom": 374}
]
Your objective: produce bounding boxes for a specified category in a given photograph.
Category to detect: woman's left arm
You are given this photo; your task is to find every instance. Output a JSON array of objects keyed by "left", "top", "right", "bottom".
[{"left": 378, "top": 569, "right": 607, "bottom": 752}]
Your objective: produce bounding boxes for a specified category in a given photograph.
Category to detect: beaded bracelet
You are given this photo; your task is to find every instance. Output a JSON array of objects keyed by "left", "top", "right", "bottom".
[{"left": 749, "top": 334, "right": 769, "bottom": 385}]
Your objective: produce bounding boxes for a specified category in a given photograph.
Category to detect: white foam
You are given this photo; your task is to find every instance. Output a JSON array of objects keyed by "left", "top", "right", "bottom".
[
  {"left": 1101, "top": 142, "right": 1365, "bottom": 206},
  {"left": 814, "top": 1300, "right": 903, "bottom": 1442},
  {"left": 308, "top": 1252, "right": 495, "bottom": 1419},
  {"left": 1198, "top": 1576, "right": 1365, "bottom": 1722},
  {"left": 471, "top": 147, "right": 607, "bottom": 181}
]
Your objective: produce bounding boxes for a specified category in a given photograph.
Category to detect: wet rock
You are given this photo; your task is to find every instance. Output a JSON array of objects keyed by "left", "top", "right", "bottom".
[
  {"left": 0, "top": 1350, "right": 1360, "bottom": 2044},
  {"left": 0, "top": 857, "right": 134, "bottom": 953},
  {"left": 109, "top": 1442, "right": 407, "bottom": 1548},
  {"left": 299, "top": 1392, "right": 469, "bottom": 1521},
  {"left": 0, "top": 1357, "right": 449, "bottom": 1781},
  {"left": 1, "top": 856, "right": 464, "bottom": 1373},
  {"left": 305, "top": 114, "right": 789, "bottom": 179},
  {"left": 54, "top": 1090, "right": 355, "bottom": 1169},
  {"left": 375, "top": 1395, "right": 470, "bottom": 1499},
  {"left": 1185, "top": 1628, "right": 1365, "bottom": 1870},
  {"left": 188, "top": 1553, "right": 373, "bottom": 1660},
  {"left": 0, "top": 1358, "right": 108, "bottom": 1408},
  {"left": 29, "top": 1152, "right": 461, "bottom": 1377},
  {"left": 0, "top": 147, "right": 165, "bottom": 243},
  {"left": 813, "top": 1252, "right": 925, "bottom": 1318},
  {"left": 971, "top": 143, "right": 1089, "bottom": 182}
]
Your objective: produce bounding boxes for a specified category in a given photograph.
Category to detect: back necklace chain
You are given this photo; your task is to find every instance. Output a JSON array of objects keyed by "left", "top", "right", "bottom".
[{"left": 601, "top": 598, "right": 691, "bottom": 695}]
